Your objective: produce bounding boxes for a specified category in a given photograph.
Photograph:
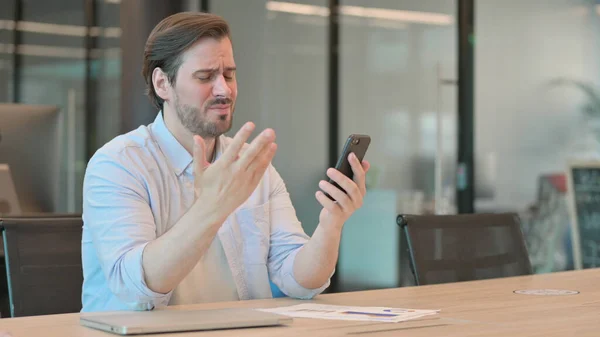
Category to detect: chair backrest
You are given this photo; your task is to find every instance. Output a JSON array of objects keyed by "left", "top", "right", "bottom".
[
  {"left": 1, "top": 214, "right": 83, "bottom": 317},
  {"left": 397, "top": 213, "right": 532, "bottom": 286}
]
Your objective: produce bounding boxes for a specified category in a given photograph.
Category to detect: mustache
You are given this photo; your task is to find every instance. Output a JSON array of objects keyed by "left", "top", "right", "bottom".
[{"left": 208, "top": 97, "right": 233, "bottom": 106}]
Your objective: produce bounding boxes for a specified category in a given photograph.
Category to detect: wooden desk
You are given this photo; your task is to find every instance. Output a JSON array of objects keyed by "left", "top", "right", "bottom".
[{"left": 0, "top": 269, "right": 598, "bottom": 336}]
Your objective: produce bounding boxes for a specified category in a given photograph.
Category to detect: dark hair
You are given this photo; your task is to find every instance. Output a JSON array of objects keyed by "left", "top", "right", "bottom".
[{"left": 142, "top": 12, "right": 231, "bottom": 110}]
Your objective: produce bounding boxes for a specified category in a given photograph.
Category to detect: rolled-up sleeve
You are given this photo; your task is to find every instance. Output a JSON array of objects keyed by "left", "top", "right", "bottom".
[
  {"left": 83, "top": 150, "right": 170, "bottom": 310},
  {"left": 266, "top": 165, "right": 330, "bottom": 299}
]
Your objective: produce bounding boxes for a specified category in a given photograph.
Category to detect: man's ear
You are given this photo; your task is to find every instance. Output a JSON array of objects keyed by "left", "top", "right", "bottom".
[{"left": 152, "top": 67, "right": 171, "bottom": 102}]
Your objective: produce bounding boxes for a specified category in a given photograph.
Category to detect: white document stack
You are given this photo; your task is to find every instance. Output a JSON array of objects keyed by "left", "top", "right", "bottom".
[{"left": 258, "top": 304, "right": 440, "bottom": 323}]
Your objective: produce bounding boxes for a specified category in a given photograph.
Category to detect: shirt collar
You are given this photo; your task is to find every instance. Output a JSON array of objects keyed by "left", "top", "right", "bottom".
[{"left": 150, "top": 112, "right": 225, "bottom": 176}]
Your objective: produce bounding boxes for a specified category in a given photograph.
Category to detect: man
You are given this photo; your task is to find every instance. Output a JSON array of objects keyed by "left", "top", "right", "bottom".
[{"left": 81, "top": 11, "right": 370, "bottom": 312}]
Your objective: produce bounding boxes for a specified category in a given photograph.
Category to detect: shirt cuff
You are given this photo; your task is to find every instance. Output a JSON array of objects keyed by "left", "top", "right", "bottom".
[
  {"left": 279, "top": 248, "right": 331, "bottom": 299},
  {"left": 121, "top": 242, "right": 172, "bottom": 309}
]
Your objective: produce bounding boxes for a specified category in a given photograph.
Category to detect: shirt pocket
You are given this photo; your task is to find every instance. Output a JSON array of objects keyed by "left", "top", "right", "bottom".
[{"left": 235, "top": 201, "right": 271, "bottom": 264}]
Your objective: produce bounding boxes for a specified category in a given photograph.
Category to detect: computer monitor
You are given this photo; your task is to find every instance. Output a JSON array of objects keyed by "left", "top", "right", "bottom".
[
  {"left": 0, "top": 103, "right": 62, "bottom": 214},
  {"left": 0, "top": 164, "right": 22, "bottom": 215}
]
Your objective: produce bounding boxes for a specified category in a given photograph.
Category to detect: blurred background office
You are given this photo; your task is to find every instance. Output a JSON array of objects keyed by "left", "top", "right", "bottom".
[{"left": 1, "top": 0, "right": 599, "bottom": 293}]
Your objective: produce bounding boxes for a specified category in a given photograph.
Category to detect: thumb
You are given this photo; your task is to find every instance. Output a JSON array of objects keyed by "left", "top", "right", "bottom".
[
  {"left": 193, "top": 136, "right": 208, "bottom": 200},
  {"left": 193, "top": 135, "right": 208, "bottom": 179}
]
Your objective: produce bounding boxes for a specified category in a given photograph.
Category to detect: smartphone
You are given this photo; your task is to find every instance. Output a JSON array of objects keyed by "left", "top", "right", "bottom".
[{"left": 326, "top": 134, "right": 371, "bottom": 199}]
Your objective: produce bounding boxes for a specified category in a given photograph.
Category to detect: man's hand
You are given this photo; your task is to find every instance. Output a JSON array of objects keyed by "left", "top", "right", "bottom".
[
  {"left": 315, "top": 153, "right": 371, "bottom": 230},
  {"left": 142, "top": 122, "right": 276, "bottom": 294},
  {"left": 292, "top": 153, "right": 370, "bottom": 290},
  {"left": 193, "top": 122, "right": 277, "bottom": 225}
]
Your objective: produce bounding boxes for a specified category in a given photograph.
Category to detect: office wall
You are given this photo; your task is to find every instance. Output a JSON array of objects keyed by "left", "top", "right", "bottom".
[
  {"left": 0, "top": 0, "right": 124, "bottom": 213},
  {"left": 338, "top": 0, "right": 457, "bottom": 291},
  {"left": 0, "top": 0, "right": 15, "bottom": 102},
  {"left": 16, "top": 0, "right": 88, "bottom": 213},
  {"left": 211, "top": 0, "right": 328, "bottom": 236},
  {"left": 213, "top": 0, "right": 458, "bottom": 290},
  {"left": 120, "top": 0, "right": 182, "bottom": 135},
  {"left": 93, "top": 1, "right": 121, "bottom": 149},
  {"left": 340, "top": 0, "right": 457, "bottom": 209},
  {"left": 475, "top": 0, "right": 600, "bottom": 212}
]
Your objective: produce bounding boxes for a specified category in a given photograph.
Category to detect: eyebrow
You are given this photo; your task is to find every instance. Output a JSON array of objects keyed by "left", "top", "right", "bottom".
[{"left": 193, "top": 67, "right": 237, "bottom": 75}]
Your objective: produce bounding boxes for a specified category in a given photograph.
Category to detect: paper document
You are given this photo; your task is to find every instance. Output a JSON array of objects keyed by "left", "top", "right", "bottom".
[{"left": 258, "top": 304, "right": 440, "bottom": 323}]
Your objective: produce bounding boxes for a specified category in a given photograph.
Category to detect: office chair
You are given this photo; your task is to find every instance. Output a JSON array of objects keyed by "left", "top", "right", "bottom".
[
  {"left": 0, "top": 214, "right": 83, "bottom": 317},
  {"left": 397, "top": 213, "right": 532, "bottom": 286},
  {"left": 0, "top": 255, "right": 8, "bottom": 318}
]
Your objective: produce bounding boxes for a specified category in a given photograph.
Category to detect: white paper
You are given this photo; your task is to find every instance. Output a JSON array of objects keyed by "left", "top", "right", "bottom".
[{"left": 258, "top": 304, "right": 440, "bottom": 323}]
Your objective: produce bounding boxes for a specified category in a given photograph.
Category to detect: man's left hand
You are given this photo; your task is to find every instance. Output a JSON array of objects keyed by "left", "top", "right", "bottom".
[{"left": 315, "top": 153, "right": 371, "bottom": 230}]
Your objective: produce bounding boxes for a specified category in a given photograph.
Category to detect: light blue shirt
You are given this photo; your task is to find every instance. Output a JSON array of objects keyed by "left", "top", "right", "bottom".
[{"left": 81, "top": 113, "right": 330, "bottom": 312}]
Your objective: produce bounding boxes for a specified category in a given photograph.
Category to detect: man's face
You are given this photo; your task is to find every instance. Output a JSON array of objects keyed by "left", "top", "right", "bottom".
[{"left": 170, "top": 37, "right": 237, "bottom": 138}]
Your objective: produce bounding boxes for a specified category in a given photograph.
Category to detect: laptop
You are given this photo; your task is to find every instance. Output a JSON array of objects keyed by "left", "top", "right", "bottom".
[{"left": 80, "top": 308, "right": 293, "bottom": 335}]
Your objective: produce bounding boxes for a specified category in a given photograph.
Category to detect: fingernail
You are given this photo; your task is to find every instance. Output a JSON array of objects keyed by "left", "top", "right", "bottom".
[
  {"left": 244, "top": 122, "right": 254, "bottom": 131},
  {"left": 263, "top": 129, "right": 273, "bottom": 137}
]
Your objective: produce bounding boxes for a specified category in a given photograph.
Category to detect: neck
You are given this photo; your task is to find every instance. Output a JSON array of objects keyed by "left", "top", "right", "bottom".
[{"left": 162, "top": 107, "right": 217, "bottom": 162}]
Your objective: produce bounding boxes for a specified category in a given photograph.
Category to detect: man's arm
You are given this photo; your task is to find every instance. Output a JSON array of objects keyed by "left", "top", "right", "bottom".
[
  {"left": 84, "top": 150, "right": 225, "bottom": 303},
  {"left": 265, "top": 154, "right": 367, "bottom": 298},
  {"left": 291, "top": 223, "right": 342, "bottom": 289},
  {"left": 293, "top": 153, "right": 370, "bottom": 290},
  {"left": 86, "top": 123, "right": 277, "bottom": 304},
  {"left": 142, "top": 124, "right": 277, "bottom": 294},
  {"left": 84, "top": 149, "right": 167, "bottom": 309},
  {"left": 141, "top": 200, "right": 224, "bottom": 294}
]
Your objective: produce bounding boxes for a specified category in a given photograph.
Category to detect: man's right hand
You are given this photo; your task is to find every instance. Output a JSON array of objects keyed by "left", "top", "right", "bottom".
[
  {"left": 192, "top": 122, "right": 277, "bottom": 224},
  {"left": 141, "top": 122, "right": 275, "bottom": 295}
]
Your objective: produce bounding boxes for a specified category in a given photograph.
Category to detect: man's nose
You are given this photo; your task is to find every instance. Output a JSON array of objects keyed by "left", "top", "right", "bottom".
[{"left": 213, "top": 75, "right": 232, "bottom": 97}]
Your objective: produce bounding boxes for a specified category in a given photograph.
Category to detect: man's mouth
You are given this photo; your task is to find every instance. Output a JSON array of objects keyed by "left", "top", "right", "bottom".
[{"left": 209, "top": 104, "right": 230, "bottom": 110}]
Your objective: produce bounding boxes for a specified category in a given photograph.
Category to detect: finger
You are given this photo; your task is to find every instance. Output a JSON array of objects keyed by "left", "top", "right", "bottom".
[
  {"left": 236, "top": 128, "right": 276, "bottom": 170},
  {"left": 327, "top": 168, "right": 362, "bottom": 207},
  {"left": 349, "top": 153, "right": 367, "bottom": 196},
  {"left": 315, "top": 191, "right": 341, "bottom": 213},
  {"left": 219, "top": 122, "right": 256, "bottom": 164},
  {"left": 362, "top": 159, "right": 371, "bottom": 173},
  {"left": 246, "top": 142, "right": 277, "bottom": 179},
  {"left": 318, "top": 180, "right": 353, "bottom": 211},
  {"left": 193, "top": 135, "right": 208, "bottom": 178}
]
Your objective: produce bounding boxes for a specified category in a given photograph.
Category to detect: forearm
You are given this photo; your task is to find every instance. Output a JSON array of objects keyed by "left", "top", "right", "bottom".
[
  {"left": 293, "top": 223, "right": 342, "bottom": 289},
  {"left": 142, "top": 202, "right": 225, "bottom": 294}
]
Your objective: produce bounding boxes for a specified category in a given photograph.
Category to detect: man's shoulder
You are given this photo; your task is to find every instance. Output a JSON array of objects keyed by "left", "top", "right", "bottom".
[
  {"left": 89, "top": 125, "right": 155, "bottom": 168},
  {"left": 83, "top": 125, "right": 159, "bottom": 197}
]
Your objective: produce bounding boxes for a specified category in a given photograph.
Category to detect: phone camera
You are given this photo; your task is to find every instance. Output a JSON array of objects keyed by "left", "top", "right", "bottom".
[{"left": 352, "top": 138, "right": 360, "bottom": 145}]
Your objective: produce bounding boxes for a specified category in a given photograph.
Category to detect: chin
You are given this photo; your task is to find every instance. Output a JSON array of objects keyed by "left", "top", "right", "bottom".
[{"left": 215, "top": 121, "right": 232, "bottom": 134}]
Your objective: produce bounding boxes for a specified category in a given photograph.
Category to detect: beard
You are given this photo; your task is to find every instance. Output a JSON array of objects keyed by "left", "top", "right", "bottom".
[{"left": 173, "top": 92, "right": 234, "bottom": 138}]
